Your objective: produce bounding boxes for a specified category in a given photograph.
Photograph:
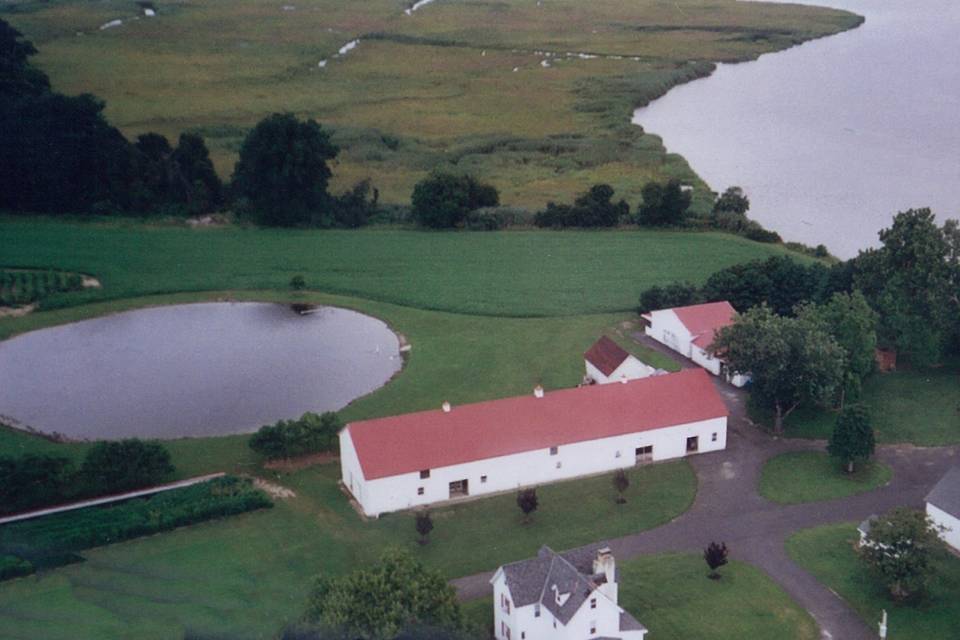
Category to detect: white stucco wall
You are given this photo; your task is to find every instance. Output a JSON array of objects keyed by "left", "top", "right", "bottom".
[
  {"left": 585, "top": 355, "right": 656, "bottom": 385},
  {"left": 644, "top": 310, "right": 693, "bottom": 357},
  {"left": 341, "top": 417, "right": 726, "bottom": 517},
  {"left": 927, "top": 503, "right": 960, "bottom": 552}
]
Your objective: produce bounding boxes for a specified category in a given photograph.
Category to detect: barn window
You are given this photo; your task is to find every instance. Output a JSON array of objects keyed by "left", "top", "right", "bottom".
[
  {"left": 534, "top": 604, "right": 540, "bottom": 618},
  {"left": 615, "top": 450, "right": 621, "bottom": 458},
  {"left": 590, "top": 621, "right": 597, "bottom": 634},
  {"left": 420, "top": 469, "right": 430, "bottom": 479},
  {"left": 712, "top": 432, "right": 718, "bottom": 442},
  {"left": 417, "top": 487, "right": 424, "bottom": 495},
  {"left": 549, "top": 446, "right": 558, "bottom": 455},
  {"left": 481, "top": 475, "right": 487, "bottom": 483},
  {"left": 556, "top": 461, "right": 562, "bottom": 469},
  {"left": 590, "top": 598, "right": 596, "bottom": 609}
]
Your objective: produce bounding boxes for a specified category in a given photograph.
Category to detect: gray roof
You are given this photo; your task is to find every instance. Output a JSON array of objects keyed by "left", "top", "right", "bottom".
[
  {"left": 926, "top": 465, "right": 960, "bottom": 517},
  {"left": 620, "top": 610, "right": 648, "bottom": 633},
  {"left": 500, "top": 543, "right": 610, "bottom": 625}
]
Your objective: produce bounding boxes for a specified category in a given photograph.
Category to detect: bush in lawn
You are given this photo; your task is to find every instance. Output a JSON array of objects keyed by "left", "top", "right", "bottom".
[
  {"left": 704, "top": 541, "right": 729, "bottom": 579},
  {"left": 0, "top": 454, "right": 76, "bottom": 515},
  {"left": 0, "top": 476, "right": 272, "bottom": 560},
  {"left": 80, "top": 439, "right": 174, "bottom": 495},
  {"left": 517, "top": 488, "right": 538, "bottom": 524},
  {"left": 415, "top": 511, "right": 434, "bottom": 545},
  {"left": 249, "top": 412, "right": 343, "bottom": 460},
  {"left": 290, "top": 275, "right": 307, "bottom": 291},
  {"left": 410, "top": 173, "right": 499, "bottom": 229},
  {"left": 612, "top": 469, "right": 629, "bottom": 504},
  {"left": 0, "top": 555, "right": 35, "bottom": 581}
]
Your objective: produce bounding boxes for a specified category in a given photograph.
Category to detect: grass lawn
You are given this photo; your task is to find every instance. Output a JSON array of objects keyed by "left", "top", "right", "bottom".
[
  {"left": 1, "top": 0, "right": 860, "bottom": 207},
  {"left": 618, "top": 553, "right": 818, "bottom": 640},
  {"left": 752, "top": 366, "right": 960, "bottom": 446},
  {"left": 758, "top": 451, "right": 891, "bottom": 505},
  {"left": 787, "top": 523, "right": 960, "bottom": 640},
  {"left": 0, "top": 460, "right": 694, "bottom": 639},
  {"left": 0, "top": 220, "right": 814, "bottom": 318}
]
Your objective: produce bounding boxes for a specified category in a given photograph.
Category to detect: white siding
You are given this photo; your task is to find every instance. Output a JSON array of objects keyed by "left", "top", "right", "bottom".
[
  {"left": 927, "top": 503, "right": 960, "bottom": 552},
  {"left": 586, "top": 355, "right": 656, "bottom": 385},
  {"left": 341, "top": 417, "right": 726, "bottom": 517},
  {"left": 646, "top": 311, "right": 748, "bottom": 387}
]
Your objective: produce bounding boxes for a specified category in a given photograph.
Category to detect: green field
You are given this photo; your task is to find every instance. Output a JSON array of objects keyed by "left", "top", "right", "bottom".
[
  {"left": 463, "top": 553, "right": 819, "bottom": 640},
  {"left": 0, "top": 0, "right": 861, "bottom": 208},
  {"left": 0, "top": 461, "right": 694, "bottom": 639},
  {"left": 0, "top": 219, "right": 813, "bottom": 318},
  {"left": 759, "top": 452, "right": 892, "bottom": 505},
  {"left": 754, "top": 366, "right": 960, "bottom": 446},
  {"left": 787, "top": 523, "right": 960, "bottom": 640}
]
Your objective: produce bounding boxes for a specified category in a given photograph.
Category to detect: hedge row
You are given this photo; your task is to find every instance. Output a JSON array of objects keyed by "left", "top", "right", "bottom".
[{"left": 0, "top": 476, "right": 272, "bottom": 578}]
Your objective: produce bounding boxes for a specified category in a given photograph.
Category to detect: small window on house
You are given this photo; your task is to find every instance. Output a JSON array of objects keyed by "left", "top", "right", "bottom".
[
  {"left": 590, "top": 621, "right": 597, "bottom": 635},
  {"left": 534, "top": 604, "right": 540, "bottom": 618},
  {"left": 481, "top": 475, "right": 488, "bottom": 483},
  {"left": 417, "top": 487, "right": 424, "bottom": 495},
  {"left": 590, "top": 598, "right": 596, "bottom": 609},
  {"left": 553, "top": 620, "right": 557, "bottom": 629},
  {"left": 556, "top": 461, "right": 562, "bottom": 469},
  {"left": 615, "top": 450, "right": 621, "bottom": 458},
  {"left": 711, "top": 432, "right": 718, "bottom": 442},
  {"left": 549, "top": 446, "right": 558, "bottom": 455},
  {"left": 420, "top": 469, "right": 430, "bottom": 479},
  {"left": 521, "top": 633, "right": 525, "bottom": 640}
]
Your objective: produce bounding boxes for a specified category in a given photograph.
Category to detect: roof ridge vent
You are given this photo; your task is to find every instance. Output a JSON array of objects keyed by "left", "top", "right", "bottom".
[
  {"left": 441, "top": 401, "right": 451, "bottom": 413},
  {"left": 534, "top": 384, "right": 545, "bottom": 398}
]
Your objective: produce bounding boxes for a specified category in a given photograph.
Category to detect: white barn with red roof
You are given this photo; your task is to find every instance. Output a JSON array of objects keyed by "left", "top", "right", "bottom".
[
  {"left": 339, "top": 369, "right": 728, "bottom": 517},
  {"left": 642, "top": 301, "right": 749, "bottom": 387},
  {"left": 583, "top": 336, "right": 658, "bottom": 385}
]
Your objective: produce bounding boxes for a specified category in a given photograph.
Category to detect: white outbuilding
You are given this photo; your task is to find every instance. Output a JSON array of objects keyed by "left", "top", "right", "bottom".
[
  {"left": 339, "top": 369, "right": 728, "bottom": 517},
  {"left": 642, "top": 301, "right": 749, "bottom": 387},
  {"left": 491, "top": 544, "right": 646, "bottom": 640},
  {"left": 583, "top": 336, "right": 659, "bottom": 384},
  {"left": 926, "top": 465, "right": 960, "bottom": 552}
]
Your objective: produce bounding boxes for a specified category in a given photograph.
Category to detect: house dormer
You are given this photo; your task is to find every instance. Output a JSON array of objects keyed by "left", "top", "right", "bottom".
[{"left": 490, "top": 543, "right": 647, "bottom": 640}]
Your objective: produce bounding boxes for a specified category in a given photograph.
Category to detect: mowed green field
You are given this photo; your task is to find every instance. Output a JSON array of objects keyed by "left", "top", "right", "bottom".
[
  {"left": 0, "top": 461, "right": 695, "bottom": 640},
  {"left": 1, "top": 0, "right": 861, "bottom": 206},
  {"left": 0, "top": 219, "right": 811, "bottom": 318}
]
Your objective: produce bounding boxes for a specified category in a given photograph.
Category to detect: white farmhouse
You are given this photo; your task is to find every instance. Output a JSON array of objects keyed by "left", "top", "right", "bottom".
[
  {"left": 926, "top": 465, "right": 960, "bottom": 552},
  {"left": 583, "top": 336, "right": 658, "bottom": 384},
  {"left": 642, "top": 301, "right": 749, "bottom": 387},
  {"left": 491, "top": 544, "right": 646, "bottom": 640},
  {"left": 339, "top": 368, "right": 728, "bottom": 517}
]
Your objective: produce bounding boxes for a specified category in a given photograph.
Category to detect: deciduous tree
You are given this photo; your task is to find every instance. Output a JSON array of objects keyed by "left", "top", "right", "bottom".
[
  {"left": 612, "top": 469, "right": 629, "bottom": 504},
  {"left": 859, "top": 507, "right": 945, "bottom": 601},
  {"left": 80, "top": 439, "right": 174, "bottom": 494},
  {"left": 636, "top": 179, "right": 691, "bottom": 227},
  {"left": 516, "top": 488, "right": 539, "bottom": 523},
  {"left": 703, "top": 541, "right": 728, "bottom": 579},
  {"left": 827, "top": 404, "right": 875, "bottom": 473},
  {"left": 415, "top": 511, "right": 434, "bottom": 545}
]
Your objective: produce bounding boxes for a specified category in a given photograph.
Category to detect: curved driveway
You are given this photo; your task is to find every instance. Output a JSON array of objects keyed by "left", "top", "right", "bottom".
[{"left": 452, "top": 341, "right": 958, "bottom": 640}]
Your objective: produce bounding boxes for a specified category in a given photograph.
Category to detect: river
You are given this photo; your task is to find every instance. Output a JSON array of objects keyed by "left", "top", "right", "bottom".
[{"left": 632, "top": 0, "right": 960, "bottom": 258}]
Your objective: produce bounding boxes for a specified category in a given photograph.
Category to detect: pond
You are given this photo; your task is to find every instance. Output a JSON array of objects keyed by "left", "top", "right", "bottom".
[
  {"left": 632, "top": 0, "right": 960, "bottom": 258},
  {"left": 0, "top": 303, "right": 402, "bottom": 439}
]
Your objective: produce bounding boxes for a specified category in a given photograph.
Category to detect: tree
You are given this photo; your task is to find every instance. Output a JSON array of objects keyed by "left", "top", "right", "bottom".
[
  {"left": 410, "top": 173, "right": 499, "bottom": 229},
  {"left": 232, "top": 113, "right": 339, "bottom": 227},
  {"left": 290, "top": 275, "right": 307, "bottom": 291},
  {"left": 637, "top": 282, "right": 701, "bottom": 314},
  {"left": 516, "top": 488, "right": 538, "bottom": 523},
  {"left": 249, "top": 412, "right": 342, "bottom": 460},
  {"left": 713, "top": 186, "right": 749, "bottom": 215},
  {"left": 0, "top": 454, "right": 75, "bottom": 515},
  {"left": 79, "top": 439, "right": 174, "bottom": 494},
  {"left": 636, "top": 179, "right": 691, "bottom": 227},
  {"left": 0, "top": 19, "right": 50, "bottom": 100},
  {"left": 827, "top": 405, "right": 875, "bottom": 473},
  {"left": 858, "top": 507, "right": 946, "bottom": 601},
  {"left": 304, "top": 548, "right": 462, "bottom": 639},
  {"left": 796, "top": 291, "right": 878, "bottom": 403},
  {"left": 415, "top": 511, "right": 434, "bottom": 545},
  {"left": 612, "top": 469, "right": 629, "bottom": 504},
  {"left": 853, "top": 209, "right": 959, "bottom": 366},
  {"left": 171, "top": 132, "right": 223, "bottom": 214},
  {"left": 701, "top": 256, "right": 831, "bottom": 317},
  {"left": 710, "top": 305, "right": 845, "bottom": 434},
  {"left": 703, "top": 541, "right": 729, "bottom": 579}
]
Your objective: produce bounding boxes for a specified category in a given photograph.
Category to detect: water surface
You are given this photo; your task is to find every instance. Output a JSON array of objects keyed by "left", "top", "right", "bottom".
[
  {"left": 0, "top": 303, "right": 401, "bottom": 439},
  {"left": 633, "top": 0, "right": 960, "bottom": 258}
]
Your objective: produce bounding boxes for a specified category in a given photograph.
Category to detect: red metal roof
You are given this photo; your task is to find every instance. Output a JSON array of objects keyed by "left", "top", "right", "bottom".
[
  {"left": 584, "top": 336, "right": 631, "bottom": 377},
  {"left": 346, "top": 369, "right": 727, "bottom": 480},
  {"left": 671, "top": 301, "right": 737, "bottom": 349}
]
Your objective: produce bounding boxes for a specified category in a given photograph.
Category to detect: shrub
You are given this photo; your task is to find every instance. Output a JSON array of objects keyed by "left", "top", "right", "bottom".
[
  {"left": 0, "top": 454, "right": 76, "bottom": 516},
  {"left": 534, "top": 184, "right": 629, "bottom": 228},
  {"left": 638, "top": 282, "right": 701, "bottom": 313},
  {"left": 79, "top": 439, "right": 174, "bottom": 495},
  {"left": 410, "top": 173, "right": 499, "bottom": 229},
  {"left": 636, "top": 179, "right": 691, "bottom": 226},
  {"left": 249, "top": 412, "right": 342, "bottom": 460},
  {"left": 464, "top": 206, "right": 529, "bottom": 230}
]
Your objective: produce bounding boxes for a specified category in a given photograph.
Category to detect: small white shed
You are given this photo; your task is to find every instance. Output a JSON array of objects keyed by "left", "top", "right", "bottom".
[{"left": 583, "top": 336, "right": 657, "bottom": 384}]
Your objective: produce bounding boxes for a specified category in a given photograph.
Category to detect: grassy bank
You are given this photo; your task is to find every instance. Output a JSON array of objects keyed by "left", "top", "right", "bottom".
[
  {"left": 0, "top": 460, "right": 694, "bottom": 639},
  {"left": 0, "top": 220, "right": 813, "bottom": 318},
  {"left": 751, "top": 366, "right": 960, "bottom": 446},
  {"left": 1, "top": 0, "right": 861, "bottom": 207},
  {"left": 787, "top": 523, "right": 960, "bottom": 640},
  {"left": 759, "top": 451, "right": 891, "bottom": 505}
]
